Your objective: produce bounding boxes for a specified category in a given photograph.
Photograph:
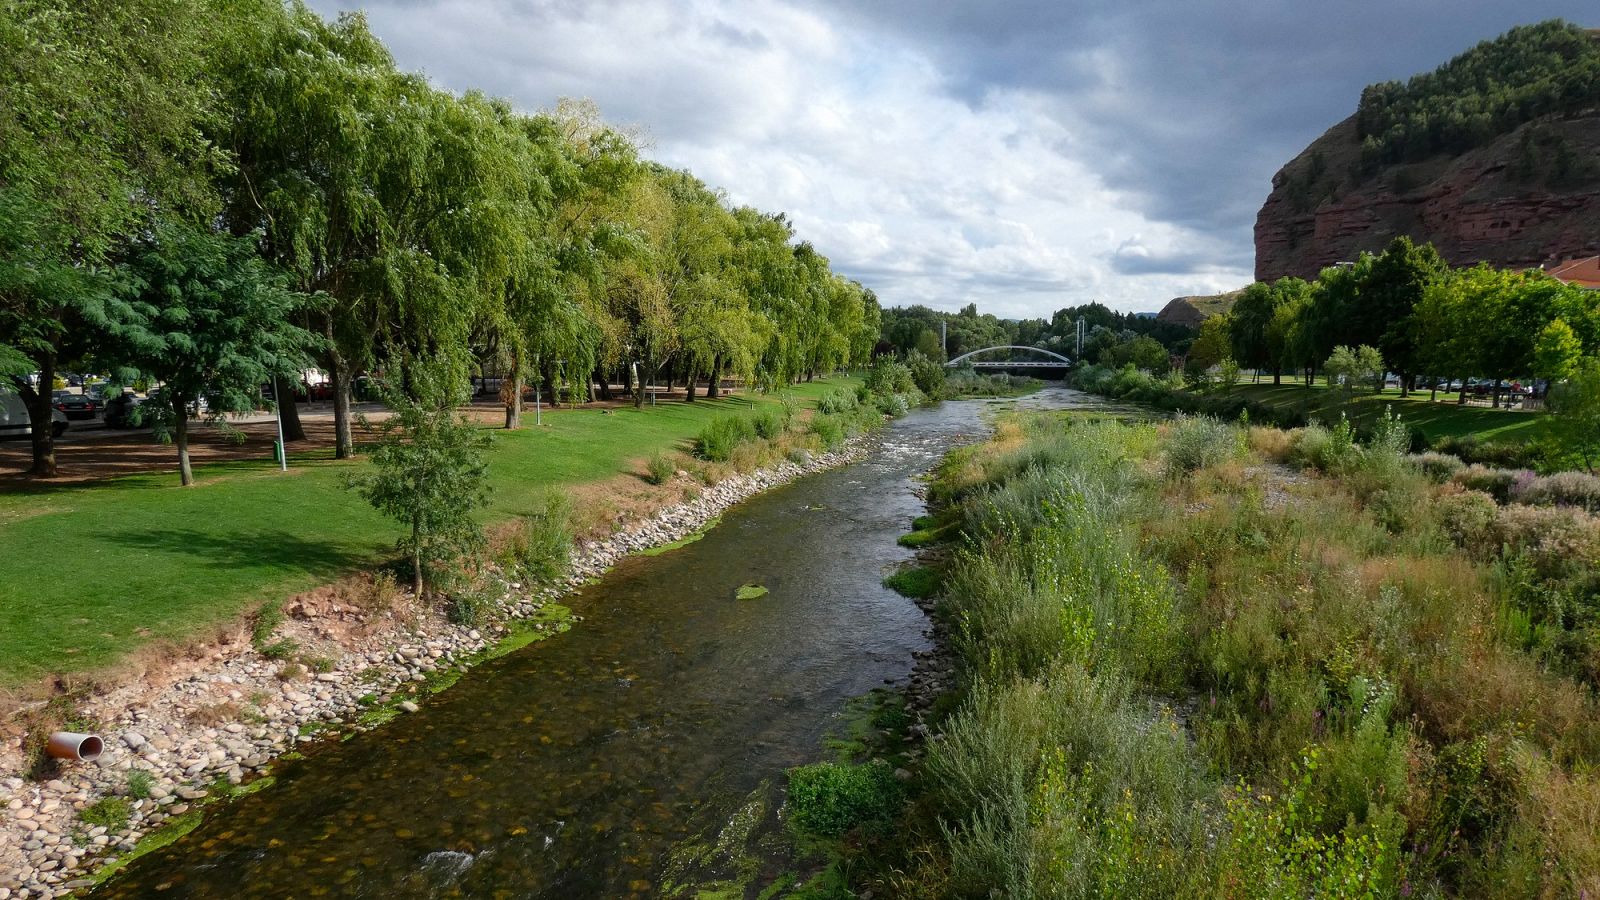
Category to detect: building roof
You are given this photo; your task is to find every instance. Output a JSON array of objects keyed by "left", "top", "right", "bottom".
[{"left": 1547, "top": 256, "right": 1600, "bottom": 289}]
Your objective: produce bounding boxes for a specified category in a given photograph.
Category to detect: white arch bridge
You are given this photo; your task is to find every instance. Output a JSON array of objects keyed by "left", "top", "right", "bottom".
[{"left": 945, "top": 345, "right": 1073, "bottom": 369}]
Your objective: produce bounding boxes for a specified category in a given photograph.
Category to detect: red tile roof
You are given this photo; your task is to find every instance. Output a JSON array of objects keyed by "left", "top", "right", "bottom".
[{"left": 1548, "top": 256, "right": 1600, "bottom": 289}]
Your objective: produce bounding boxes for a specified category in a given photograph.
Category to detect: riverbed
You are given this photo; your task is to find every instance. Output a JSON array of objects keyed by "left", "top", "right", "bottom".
[{"left": 94, "top": 387, "right": 1110, "bottom": 898}]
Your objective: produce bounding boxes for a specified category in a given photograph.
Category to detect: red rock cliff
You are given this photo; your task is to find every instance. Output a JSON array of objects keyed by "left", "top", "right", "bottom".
[{"left": 1255, "top": 111, "right": 1600, "bottom": 281}]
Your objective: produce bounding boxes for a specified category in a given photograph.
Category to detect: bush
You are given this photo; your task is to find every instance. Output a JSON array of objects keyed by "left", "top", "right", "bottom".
[
  {"left": 508, "top": 490, "right": 572, "bottom": 582},
  {"left": 906, "top": 350, "right": 946, "bottom": 399},
  {"left": 787, "top": 760, "right": 903, "bottom": 837},
  {"left": 874, "top": 392, "right": 911, "bottom": 417},
  {"left": 697, "top": 413, "right": 755, "bottom": 461},
  {"left": 1292, "top": 418, "right": 1361, "bottom": 474},
  {"left": 865, "top": 357, "right": 916, "bottom": 396},
  {"left": 751, "top": 406, "right": 785, "bottom": 440},
  {"left": 817, "top": 388, "right": 857, "bottom": 415},
  {"left": 1165, "top": 415, "right": 1240, "bottom": 477},
  {"left": 1433, "top": 486, "right": 1500, "bottom": 550},
  {"left": 1513, "top": 471, "right": 1600, "bottom": 512},
  {"left": 645, "top": 451, "right": 675, "bottom": 485},
  {"left": 1452, "top": 464, "right": 1521, "bottom": 502},
  {"left": 810, "top": 413, "right": 845, "bottom": 449},
  {"left": 1409, "top": 451, "right": 1466, "bottom": 482}
]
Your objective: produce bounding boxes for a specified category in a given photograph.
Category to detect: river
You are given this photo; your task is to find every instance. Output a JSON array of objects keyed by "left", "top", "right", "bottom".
[{"left": 94, "top": 387, "right": 1109, "bottom": 898}]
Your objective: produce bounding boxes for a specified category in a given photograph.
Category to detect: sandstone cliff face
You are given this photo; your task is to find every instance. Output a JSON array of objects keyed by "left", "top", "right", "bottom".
[{"left": 1255, "top": 111, "right": 1600, "bottom": 281}]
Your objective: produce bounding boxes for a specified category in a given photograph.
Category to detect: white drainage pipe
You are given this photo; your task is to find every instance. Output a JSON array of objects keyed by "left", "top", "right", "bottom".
[{"left": 46, "top": 732, "right": 103, "bottom": 762}]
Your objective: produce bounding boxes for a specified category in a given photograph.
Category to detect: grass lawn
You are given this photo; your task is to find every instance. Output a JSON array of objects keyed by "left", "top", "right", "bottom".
[
  {"left": 1211, "top": 381, "right": 1551, "bottom": 444},
  {"left": 0, "top": 379, "right": 856, "bottom": 689}
]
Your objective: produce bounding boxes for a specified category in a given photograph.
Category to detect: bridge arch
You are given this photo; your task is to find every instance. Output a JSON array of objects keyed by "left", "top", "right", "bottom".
[{"left": 945, "top": 345, "right": 1073, "bottom": 367}]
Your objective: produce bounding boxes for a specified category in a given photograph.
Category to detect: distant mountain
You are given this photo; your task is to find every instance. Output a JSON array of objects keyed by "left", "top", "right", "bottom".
[
  {"left": 1255, "top": 21, "right": 1600, "bottom": 281},
  {"left": 1156, "top": 290, "right": 1243, "bottom": 327}
]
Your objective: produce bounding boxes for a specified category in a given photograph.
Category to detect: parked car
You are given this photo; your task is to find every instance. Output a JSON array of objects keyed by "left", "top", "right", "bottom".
[
  {"left": 51, "top": 390, "right": 99, "bottom": 420},
  {"left": 103, "top": 392, "right": 145, "bottom": 429},
  {"left": 1, "top": 388, "right": 68, "bottom": 438}
]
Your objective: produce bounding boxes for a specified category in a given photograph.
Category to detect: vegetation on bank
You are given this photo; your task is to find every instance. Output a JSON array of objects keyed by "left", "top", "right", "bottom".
[
  {"left": 0, "top": 378, "right": 857, "bottom": 690},
  {"left": 818, "top": 411, "right": 1600, "bottom": 897},
  {"left": 1070, "top": 362, "right": 1590, "bottom": 472}
]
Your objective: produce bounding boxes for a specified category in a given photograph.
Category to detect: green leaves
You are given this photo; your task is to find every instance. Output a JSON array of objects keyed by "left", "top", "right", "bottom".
[{"left": 346, "top": 388, "right": 493, "bottom": 594}]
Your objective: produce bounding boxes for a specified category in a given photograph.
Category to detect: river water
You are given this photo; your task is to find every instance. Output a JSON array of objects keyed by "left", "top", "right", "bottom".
[{"left": 96, "top": 387, "right": 1108, "bottom": 899}]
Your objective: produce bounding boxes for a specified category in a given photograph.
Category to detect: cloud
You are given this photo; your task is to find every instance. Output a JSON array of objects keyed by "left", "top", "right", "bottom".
[{"left": 306, "top": 0, "right": 1596, "bottom": 315}]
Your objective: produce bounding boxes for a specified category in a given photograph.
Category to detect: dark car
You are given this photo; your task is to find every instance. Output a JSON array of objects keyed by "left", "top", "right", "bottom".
[
  {"left": 51, "top": 390, "right": 99, "bottom": 420},
  {"left": 103, "top": 392, "right": 144, "bottom": 429}
]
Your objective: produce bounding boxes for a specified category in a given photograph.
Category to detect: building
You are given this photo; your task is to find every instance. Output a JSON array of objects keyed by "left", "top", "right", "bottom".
[{"left": 1547, "top": 256, "right": 1600, "bottom": 290}]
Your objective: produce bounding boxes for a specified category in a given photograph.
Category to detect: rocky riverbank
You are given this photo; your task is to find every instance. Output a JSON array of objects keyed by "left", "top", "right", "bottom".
[{"left": 0, "top": 439, "right": 871, "bottom": 899}]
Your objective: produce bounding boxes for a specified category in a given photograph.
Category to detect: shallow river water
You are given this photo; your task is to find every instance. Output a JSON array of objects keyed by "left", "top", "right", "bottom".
[{"left": 96, "top": 387, "right": 1109, "bottom": 899}]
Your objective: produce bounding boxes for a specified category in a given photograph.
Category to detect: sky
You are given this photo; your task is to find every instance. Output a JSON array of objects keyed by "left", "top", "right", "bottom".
[{"left": 307, "top": 0, "right": 1595, "bottom": 318}]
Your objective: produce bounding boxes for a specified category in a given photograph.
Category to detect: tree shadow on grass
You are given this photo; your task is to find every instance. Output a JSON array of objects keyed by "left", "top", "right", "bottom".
[{"left": 101, "top": 527, "right": 377, "bottom": 580}]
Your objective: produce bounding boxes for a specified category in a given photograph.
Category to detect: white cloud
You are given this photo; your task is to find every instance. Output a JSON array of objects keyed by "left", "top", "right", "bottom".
[{"left": 311, "top": 0, "right": 1256, "bottom": 315}]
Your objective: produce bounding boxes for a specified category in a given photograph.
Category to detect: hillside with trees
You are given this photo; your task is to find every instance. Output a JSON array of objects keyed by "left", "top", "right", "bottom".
[{"left": 1256, "top": 20, "right": 1600, "bottom": 281}]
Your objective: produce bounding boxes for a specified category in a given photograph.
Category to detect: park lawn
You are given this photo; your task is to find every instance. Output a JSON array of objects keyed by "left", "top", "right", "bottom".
[
  {"left": 0, "top": 379, "right": 855, "bottom": 690},
  {"left": 1215, "top": 381, "right": 1552, "bottom": 444}
]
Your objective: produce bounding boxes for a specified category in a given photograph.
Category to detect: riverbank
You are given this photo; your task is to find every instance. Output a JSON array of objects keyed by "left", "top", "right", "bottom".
[
  {"left": 831, "top": 410, "right": 1600, "bottom": 897},
  {"left": 0, "top": 379, "right": 857, "bottom": 694},
  {"left": 0, "top": 428, "right": 880, "bottom": 898}
]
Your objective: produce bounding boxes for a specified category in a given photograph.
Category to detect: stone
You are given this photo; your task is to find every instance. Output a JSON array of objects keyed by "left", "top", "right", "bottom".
[{"left": 398, "top": 701, "right": 420, "bottom": 714}]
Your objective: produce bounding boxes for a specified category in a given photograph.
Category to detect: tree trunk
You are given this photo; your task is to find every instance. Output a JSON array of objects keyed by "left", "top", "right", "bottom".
[
  {"left": 633, "top": 361, "right": 645, "bottom": 409},
  {"left": 1457, "top": 375, "right": 1468, "bottom": 405},
  {"left": 1273, "top": 367, "right": 1282, "bottom": 386},
  {"left": 326, "top": 319, "right": 354, "bottom": 459},
  {"left": 173, "top": 396, "right": 194, "bottom": 487},
  {"left": 410, "top": 526, "right": 424, "bottom": 599},
  {"left": 274, "top": 375, "right": 307, "bottom": 441},
  {"left": 685, "top": 365, "right": 698, "bottom": 402},
  {"left": 1492, "top": 382, "right": 1502, "bottom": 409},
  {"left": 596, "top": 366, "right": 612, "bottom": 401},
  {"left": 504, "top": 372, "right": 522, "bottom": 429},
  {"left": 707, "top": 357, "right": 723, "bottom": 399},
  {"left": 23, "top": 350, "right": 58, "bottom": 476}
]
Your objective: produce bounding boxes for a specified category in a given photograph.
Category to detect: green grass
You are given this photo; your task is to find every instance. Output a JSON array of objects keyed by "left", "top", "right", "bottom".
[
  {"left": 1216, "top": 381, "right": 1550, "bottom": 443},
  {"left": 0, "top": 379, "right": 856, "bottom": 688}
]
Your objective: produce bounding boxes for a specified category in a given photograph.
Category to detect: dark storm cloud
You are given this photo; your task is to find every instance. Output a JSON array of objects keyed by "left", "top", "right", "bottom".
[{"left": 817, "top": 1, "right": 1598, "bottom": 238}]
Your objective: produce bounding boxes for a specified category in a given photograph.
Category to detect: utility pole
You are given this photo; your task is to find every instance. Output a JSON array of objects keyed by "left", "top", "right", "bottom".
[
  {"left": 941, "top": 319, "right": 947, "bottom": 361},
  {"left": 1074, "top": 318, "right": 1086, "bottom": 360}
]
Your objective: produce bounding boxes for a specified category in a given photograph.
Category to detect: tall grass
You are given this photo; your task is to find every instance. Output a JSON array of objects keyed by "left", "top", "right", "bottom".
[{"left": 872, "top": 410, "right": 1600, "bottom": 898}]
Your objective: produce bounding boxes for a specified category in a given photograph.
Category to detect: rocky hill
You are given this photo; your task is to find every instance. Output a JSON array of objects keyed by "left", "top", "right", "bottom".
[
  {"left": 1156, "top": 289, "right": 1242, "bottom": 327},
  {"left": 1255, "top": 22, "right": 1600, "bottom": 281}
]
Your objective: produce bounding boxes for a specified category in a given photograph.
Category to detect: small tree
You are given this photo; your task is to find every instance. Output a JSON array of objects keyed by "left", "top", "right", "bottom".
[
  {"left": 1219, "top": 357, "right": 1242, "bottom": 390},
  {"left": 112, "top": 224, "right": 318, "bottom": 485},
  {"left": 348, "top": 389, "right": 492, "bottom": 598},
  {"left": 1549, "top": 357, "right": 1600, "bottom": 473},
  {"left": 1325, "top": 345, "right": 1384, "bottom": 397},
  {"left": 1533, "top": 318, "right": 1584, "bottom": 382}
]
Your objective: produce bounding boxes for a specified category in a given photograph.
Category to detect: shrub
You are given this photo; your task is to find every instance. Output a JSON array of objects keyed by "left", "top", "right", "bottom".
[
  {"left": 697, "top": 413, "right": 755, "bottom": 461},
  {"left": 787, "top": 760, "right": 903, "bottom": 837},
  {"left": 127, "top": 769, "right": 154, "bottom": 800},
  {"left": 1292, "top": 417, "right": 1361, "bottom": 474},
  {"left": 751, "top": 406, "right": 785, "bottom": 440},
  {"left": 1492, "top": 503, "right": 1600, "bottom": 578},
  {"left": 865, "top": 357, "right": 916, "bottom": 396},
  {"left": 906, "top": 350, "right": 946, "bottom": 398},
  {"left": 1409, "top": 451, "right": 1466, "bottom": 482},
  {"left": 645, "top": 451, "right": 675, "bottom": 485},
  {"left": 874, "top": 392, "right": 911, "bottom": 417},
  {"left": 1433, "top": 486, "right": 1500, "bottom": 550},
  {"left": 1514, "top": 470, "right": 1600, "bottom": 512},
  {"left": 1452, "top": 464, "right": 1521, "bottom": 502},
  {"left": 817, "top": 388, "right": 857, "bottom": 415},
  {"left": 810, "top": 414, "right": 845, "bottom": 449},
  {"left": 1165, "top": 415, "right": 1240, "bottom": 477},
  {"left": 509, "top": 490, "right": 572, "bottom": 582}
]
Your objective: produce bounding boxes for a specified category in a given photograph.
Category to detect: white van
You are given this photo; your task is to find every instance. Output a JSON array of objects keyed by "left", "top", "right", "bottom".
[{"left": 0, "top": 386, "right": 68, "bottom": 439}]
